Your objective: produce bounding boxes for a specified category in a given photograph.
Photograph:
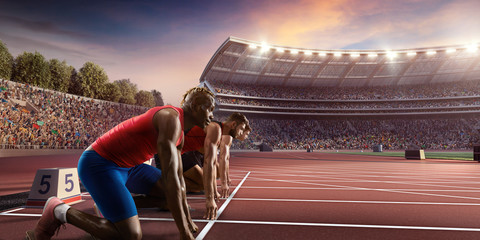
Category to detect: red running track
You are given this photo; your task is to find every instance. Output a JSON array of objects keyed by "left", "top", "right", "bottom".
[{"left": 2, "top": 151, "right": 480, "bottom": 239}]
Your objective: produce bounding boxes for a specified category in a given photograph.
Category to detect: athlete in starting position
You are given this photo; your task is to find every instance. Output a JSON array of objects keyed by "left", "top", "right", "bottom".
[
  {"left": 26, "top": 87, "right": 215, "bottom": 240},
  {"left": 221, "top": 123, "right": 251, "bottom": 190},
  {"left": 181, "top": 112, "right": 249, "bottom": 219}
]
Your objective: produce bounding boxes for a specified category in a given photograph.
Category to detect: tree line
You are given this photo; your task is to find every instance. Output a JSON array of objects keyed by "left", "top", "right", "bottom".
[{"left": 0, "top": 40, "right": 164, "bottom": 107}]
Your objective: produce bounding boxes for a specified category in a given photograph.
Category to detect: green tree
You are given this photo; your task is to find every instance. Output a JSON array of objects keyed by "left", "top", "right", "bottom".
[
  {"left": 77, "top": 62, "right": 108, "bottom": 99},
  {"left": 68, "top": 67, "right": 82, "bottom": 95},
  {"left": 12, "top": 51, "right": 51, "bottom": 88},
  {"left": 114, "top": 79, "right": 137, "bottom": 104},
  {"left": 151, "top": 89, "right": 164, "bottom": 106},
  {"left": 103, "top": 82, "right": 121, "bottom": 102},
  {"left": 49, "top": 59, "right": 71, "bottom": 92},
  {"left": 135, "top": 90, "right": 155, "bottom": 107},
  {"left": 0, "top": 40, "right": 13, "bottom": 80}
]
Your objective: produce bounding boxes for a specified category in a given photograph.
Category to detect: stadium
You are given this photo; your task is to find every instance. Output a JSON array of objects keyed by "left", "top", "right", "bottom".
[
  {"left": 2, "top": 2, "right": 480, "bottom": 237},
  {"left": 201, "top": 37, "right": 480, "bottom": 152}
]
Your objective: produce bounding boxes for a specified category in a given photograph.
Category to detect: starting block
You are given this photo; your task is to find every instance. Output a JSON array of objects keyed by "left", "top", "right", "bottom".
[{"left": 26, "top": 168, "right": 82, "bottom": 207}]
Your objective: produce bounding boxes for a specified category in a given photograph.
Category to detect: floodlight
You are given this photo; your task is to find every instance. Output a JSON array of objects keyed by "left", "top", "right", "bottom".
[
  {"left": 318, "top": 52, "right": 327, "bottom": 56},
  {"left": 275, "top": 47, "right": 285, "bottom": 52},
  {"left": 426, "top": 50, "right": 436, "bottom": 55},
  {"left": 333, "top": 52, "right": 342, "bottom": 57},
  {"left": 350, "top": 52, "right": 360, "bottom": 57},
  {"left": 386, "top": 51, "right": 397, "bottom": 58},
  {"left": 304, "top": 50, "right": 312, "bottom": 55},
  {"left": 368, "top": 53, "right": 378, "bottom": 57},
  {"left": 260, "top": 42, "right": 270, "bottom": 52},
  {"left": 407, "top": 52, "right": 417, "bottom": 56},
  {"left": 290, "top": 49, "right": 299, "bottom": 54},
  {"left": 446, "top": 48, "right": 456, "bottom": 53},
  {"left": 466, "top": 44, "right": 478, "bottom": 53},
  {"left": 248, "top": 44, "right": 257, "bottom": 49}
]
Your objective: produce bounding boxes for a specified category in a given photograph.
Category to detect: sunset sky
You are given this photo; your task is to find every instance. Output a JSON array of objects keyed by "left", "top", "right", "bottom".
[{"left": 1, "top": 0, "right": 479, "bottom": 105}]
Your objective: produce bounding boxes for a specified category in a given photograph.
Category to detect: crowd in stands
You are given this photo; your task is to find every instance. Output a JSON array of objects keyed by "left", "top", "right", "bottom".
[
  {"left": 1, "top": 79, "right": 146, "bottom": 149},
  {"left": 217, "top": 97, "right": 480, "bottom": 113},
  {"left": 230, "top": 117, "right": 479, "bottom": 151},
  {"left": 2, "top": 77, "right": 479, "bottom": 151},
  {"left": 210, "top": 79, "right": 480, "bottom": 100}
]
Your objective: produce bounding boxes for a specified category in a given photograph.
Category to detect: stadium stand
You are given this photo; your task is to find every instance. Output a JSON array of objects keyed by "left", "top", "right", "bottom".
[
  {"left": 0, "top": 79, "right": 147, "bottom": 150},
  {"left": 200, "top": 37, "right": 480, "bottom": 151}
]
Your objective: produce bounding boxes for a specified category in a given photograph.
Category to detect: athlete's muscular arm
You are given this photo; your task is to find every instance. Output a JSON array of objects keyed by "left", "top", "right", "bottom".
[
  {"left": 203, "top": 123, "right": 222, "bottom": 220},
  {"left": 178, "top": 155, "right": 198, "bottom": 234},
  {"left": 218, "top": 135, "right": 233, "bottom": 198},
  {"left": 154, "top": 109, "right": 194, "bottom": 240}
]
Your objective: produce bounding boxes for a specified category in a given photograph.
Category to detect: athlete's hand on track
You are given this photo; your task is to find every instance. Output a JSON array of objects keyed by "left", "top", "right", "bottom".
[
  {"left": 214, "top": 190, "right": 221, "bottom": 200},
  {"left": 188, "top": 219, "right": 198, "bottom": 233},
  {"left": 204, "top": 198, "right": 218, "bottom": 220},
  {"left": 180, "top": 231, "right": 195, "bottom": 240},
  {"left": 220, "top": 183, "right": 230, "bottom": 198},
  {"left": 227, "top": 176, "right": 232, "bottom": 186}
]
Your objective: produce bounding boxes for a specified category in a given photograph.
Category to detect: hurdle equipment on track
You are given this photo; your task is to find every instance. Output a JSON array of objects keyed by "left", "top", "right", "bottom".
[{"left": 26, "top": 168, "right": 82, "bottom": 207}]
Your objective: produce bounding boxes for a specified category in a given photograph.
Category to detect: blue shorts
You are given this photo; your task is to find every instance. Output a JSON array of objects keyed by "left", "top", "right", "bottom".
[{"left": 78, "top": 150, "right": 162, "bottom": 222}]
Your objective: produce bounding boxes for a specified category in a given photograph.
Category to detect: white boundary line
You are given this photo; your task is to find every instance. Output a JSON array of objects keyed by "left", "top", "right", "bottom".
[
  {"left": 245, "top": 175, "right": 480, "bottom": 201},
  {"left": 0, "top": 213, "right": 41, "bottom": 217},
  {"left": 196, "top": 171, "right": 250, "bottom": 240},
  {"left": 0, "top": 207, "right": 24, "bottom": 214},
  {"left": 231, "top": 198, "right": 480, "bottom": 206},
  {"left": 240, "top": 186, "right": 480, "bottom": 192},
  {"left": 135, "top": 217, "right": 480, "bottom": 232},
  {"left": 202, "top": 220, "right": 480, "bottom": 232}
]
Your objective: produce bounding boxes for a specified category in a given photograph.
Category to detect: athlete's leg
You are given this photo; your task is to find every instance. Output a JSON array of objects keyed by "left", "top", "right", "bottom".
[
  {"left": 183, "top": 165, "right": 204, "bottom": 192},
  {"left": 73, "top": 150, "right": 142, "bottom": 239},
  {"left": 126, "top": 164, "right": 168, "bottom": 209},
  {"left": 66, "top": 209, "right": 141, "bottom": 240}
]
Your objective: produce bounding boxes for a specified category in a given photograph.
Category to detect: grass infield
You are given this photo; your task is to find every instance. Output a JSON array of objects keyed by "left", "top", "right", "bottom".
[{"left": 333, "top": 151, "right": 474, "bottom": 161}]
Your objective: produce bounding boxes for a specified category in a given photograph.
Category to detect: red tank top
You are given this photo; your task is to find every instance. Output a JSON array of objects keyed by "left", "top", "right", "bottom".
[
  {"left": 92, "top": 106, "right": 184, "bottom": 168},
  {"left": 182, "top": 125, "right": 206, "bottom": 154},
  {"left": 182, "top": 121, "right": 223, "bottom": 154}
]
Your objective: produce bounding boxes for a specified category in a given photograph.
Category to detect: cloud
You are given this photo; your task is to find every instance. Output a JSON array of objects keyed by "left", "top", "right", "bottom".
[
  {"left": 0, "top": 32, "right": 92, "bottom": 60},
  {"left": 0, "top": 14, "right": 90, "bottom": 40},
  {"left": 238, "top": 0, "right": 478, "bottom": 49}
]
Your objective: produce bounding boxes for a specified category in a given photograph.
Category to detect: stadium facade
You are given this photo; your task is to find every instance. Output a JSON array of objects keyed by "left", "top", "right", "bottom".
[
  {"left": 199, "top": 37, "right": 480, "bottom": 150},
  {"left": 200, "top": 36, "right": 480, "bottom": 119}
]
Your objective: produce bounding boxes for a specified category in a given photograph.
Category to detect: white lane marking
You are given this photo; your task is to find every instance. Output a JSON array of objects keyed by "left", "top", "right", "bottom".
[
  {"left": 244, "top": 175, "right": 480, "bottom": 201},
  {"left": 231, "top": 198, "right": 480, "bottom": 206},
  {"left": 136, "top": 217, "right": 480, "bottom": 232},
  {"left": 0, "top": 213, "right": 41, "bottom": 217},
  {"left": 205, "top": 220, "right": 480, "bottom": 232},
  {"left": 0, "top": 207, "right": 24, "bottom": 214},
  {"left": 196, "top": 171, "right": 250, "bottom": 240},
  {"left": 240, "top": 186, "right": 480, "bottom": 192}
]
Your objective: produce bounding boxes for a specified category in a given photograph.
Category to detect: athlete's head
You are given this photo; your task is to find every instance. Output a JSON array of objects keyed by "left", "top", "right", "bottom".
[
  {"left": 225, "top": 113, "right": 249, "bottom": 138},
  {"left": 181, "top": 87, "right": 215, "bottom": 128},
  {"left": 237, "top": 124, "right": 251, "bottom": 141}
]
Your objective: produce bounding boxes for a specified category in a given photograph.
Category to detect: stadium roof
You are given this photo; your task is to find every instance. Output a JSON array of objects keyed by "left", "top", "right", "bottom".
[{"left": 200, "top": 37, "right": 480, "bottom": 87}]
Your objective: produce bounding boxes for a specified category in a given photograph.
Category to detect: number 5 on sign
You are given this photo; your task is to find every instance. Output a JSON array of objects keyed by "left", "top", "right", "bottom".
[{"left": 27, "top": 168, "right": 82, "bottom": 207}]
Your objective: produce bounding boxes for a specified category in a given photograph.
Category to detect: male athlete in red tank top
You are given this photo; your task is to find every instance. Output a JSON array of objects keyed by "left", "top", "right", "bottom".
[{"left": 27, "top": 87, "right": 215, "bottom": 240}]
